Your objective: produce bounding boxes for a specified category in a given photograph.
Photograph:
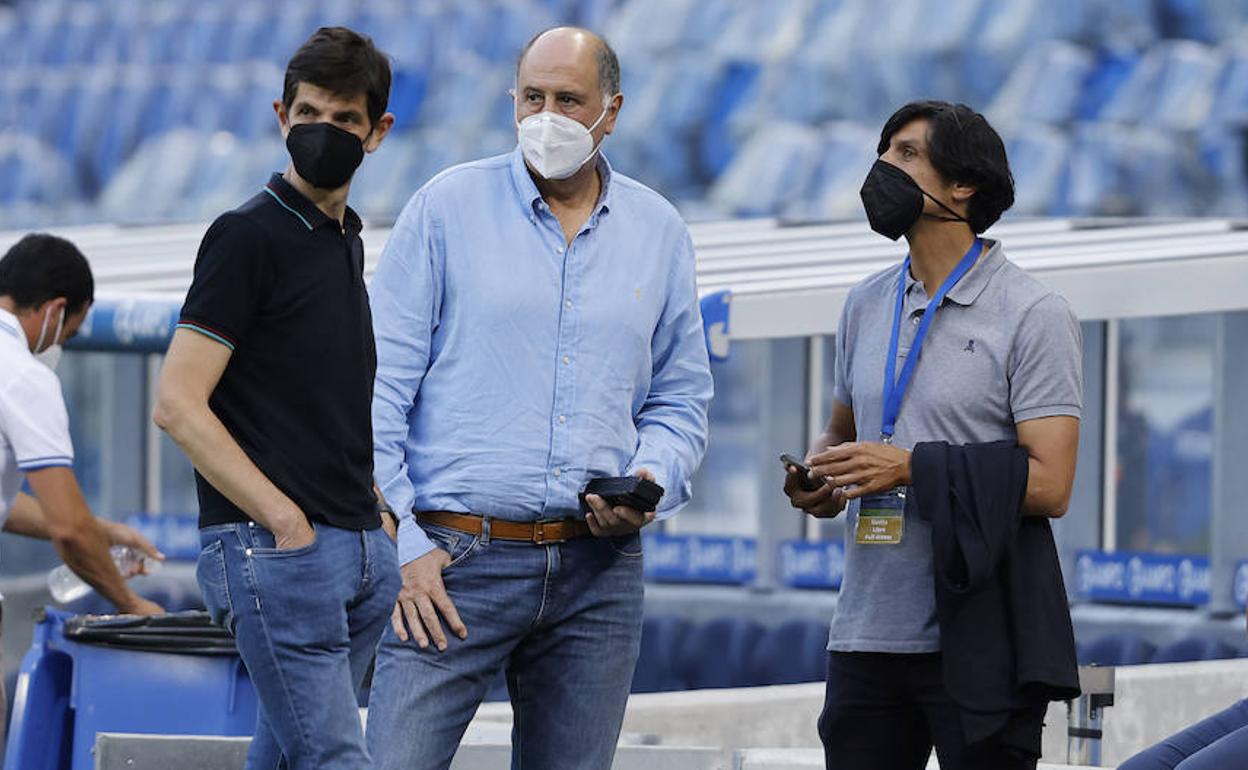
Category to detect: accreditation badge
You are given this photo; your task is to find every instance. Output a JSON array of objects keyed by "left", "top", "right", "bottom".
[{"left": 854, "top": 487, "right": 907, "bottom": 545}]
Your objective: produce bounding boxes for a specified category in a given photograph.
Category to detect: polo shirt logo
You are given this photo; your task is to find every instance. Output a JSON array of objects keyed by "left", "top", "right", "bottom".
[{"left": 963, "top": 339, "right": 976, "bottom": 354}]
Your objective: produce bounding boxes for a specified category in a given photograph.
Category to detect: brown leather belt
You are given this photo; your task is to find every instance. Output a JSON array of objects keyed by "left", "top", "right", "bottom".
[{"left": 417, "top": 511, "right": 591, "bottom": 545}]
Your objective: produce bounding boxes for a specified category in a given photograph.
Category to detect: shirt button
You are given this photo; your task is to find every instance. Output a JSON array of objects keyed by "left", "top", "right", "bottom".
[
  {"left": 556, "top": 246, "right": 564, "bottom": 254},
  {"left": 245, "top": 548, "right": 253, "bottom": 556},
  {"left": 562, "top": 356, "right": 571, "bottom": 365},
  {"left": 912, "top": 316, "right": 920, "bottom": 326},
  {"left": 553, "top": 468, "right": 562, "bottom": 477},
  {"left": 558, "top": 414, "right": 567, "bottom": 424},
  {"left": 565, "top": 300, "right": 573, "bottom": 309}
]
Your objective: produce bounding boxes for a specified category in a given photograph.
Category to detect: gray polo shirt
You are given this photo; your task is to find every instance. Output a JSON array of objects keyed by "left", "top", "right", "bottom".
[{"left": 828, "top": 238, "right": 1082, "bottom": 653}]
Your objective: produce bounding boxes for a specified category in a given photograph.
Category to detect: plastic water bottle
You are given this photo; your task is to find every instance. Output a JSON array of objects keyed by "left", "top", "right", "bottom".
[{"left": 47, "top": 545, "right": 160, "bottom": 604}]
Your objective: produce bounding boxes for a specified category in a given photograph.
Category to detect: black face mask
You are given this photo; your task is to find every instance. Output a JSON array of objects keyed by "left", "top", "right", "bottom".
[
  {"left": 859, "top": 159, "right": 969, "bottom": 241},
  {"left": 286, "top": 122, "right": 366, "bottom": 190}
]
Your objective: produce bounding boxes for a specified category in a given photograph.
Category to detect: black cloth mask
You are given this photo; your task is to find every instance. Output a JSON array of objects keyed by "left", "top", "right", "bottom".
[
  {"left": 286, "top": 122, "right": 366, "bottom": 190},
  {"left": 859, "top": 159, "right": 969, "bottom": 241}
]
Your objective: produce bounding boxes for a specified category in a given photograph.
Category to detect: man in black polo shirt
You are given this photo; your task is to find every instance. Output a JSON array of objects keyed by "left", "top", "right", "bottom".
[{"left": 153, "top": 27, "right": 397, "bottom": 770}]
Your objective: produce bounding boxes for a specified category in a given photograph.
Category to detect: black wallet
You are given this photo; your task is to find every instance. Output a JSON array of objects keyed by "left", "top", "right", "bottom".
[{"left": 578, "top": 476, "right": 665, "bottom": 514}]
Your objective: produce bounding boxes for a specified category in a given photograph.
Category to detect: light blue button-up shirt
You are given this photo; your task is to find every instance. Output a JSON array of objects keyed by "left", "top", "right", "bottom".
[{"left": 371, "top": 147, "right": 713, "bottom": 566}]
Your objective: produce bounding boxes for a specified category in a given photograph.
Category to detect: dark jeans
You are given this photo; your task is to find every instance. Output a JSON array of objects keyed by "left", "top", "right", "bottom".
[
  {"left": 197, "top": 521, "right": 400, "bottom": 770},
  {"left": 1119, "top": 699, "right": 1248, "bottom": 770},
  {"left": 818, "top": 651, "right": 1045, "bottom": 770},
  {"left": 366, "top": 523, "right": 645, "bottom": 770}
]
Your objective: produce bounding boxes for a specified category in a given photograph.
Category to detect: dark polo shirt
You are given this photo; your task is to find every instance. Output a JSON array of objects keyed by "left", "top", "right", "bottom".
[{"left": 178, "top": 173, "right": 380, "bottom": 531}]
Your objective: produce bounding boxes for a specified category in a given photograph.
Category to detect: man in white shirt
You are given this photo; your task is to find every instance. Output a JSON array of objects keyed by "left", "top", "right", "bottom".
[
  {"left": 0, "top": 233, "right": 165, "bottom": 603},
  {"left": 0, "top": 233, "right": 165, "bottom": 740}
]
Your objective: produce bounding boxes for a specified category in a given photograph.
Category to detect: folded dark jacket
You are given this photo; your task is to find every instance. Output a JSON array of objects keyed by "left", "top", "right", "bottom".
[{"left": 912, "top": 440, "right": 1081, "bottom": 746}]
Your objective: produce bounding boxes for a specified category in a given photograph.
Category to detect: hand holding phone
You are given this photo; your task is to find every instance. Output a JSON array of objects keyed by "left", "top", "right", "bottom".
[{"left": 780, "top": 453, "right": 825, "bottom": 492}]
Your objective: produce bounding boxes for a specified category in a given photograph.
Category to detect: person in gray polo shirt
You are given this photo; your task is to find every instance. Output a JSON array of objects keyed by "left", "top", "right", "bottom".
[{"left": 783, "top": 101, "right": 1082, "bottom": 770}]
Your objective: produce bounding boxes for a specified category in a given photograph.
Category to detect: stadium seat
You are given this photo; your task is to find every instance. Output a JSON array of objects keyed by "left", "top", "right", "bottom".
[
  {"left": 1101, "top": 41, "right": 1224, "bottom": 131},
  {"left": 1006, "top": 125, "right": 1071, "bottom": 216},
  {"left": 1079, "top": 633, "right": 1157, "bottom": 666},
  {"left": 708, "top": 121, "right": 822, "bottom": 218},
  {"left": 745, "top": 618, "right": 828, "bottom": 687},
  {"left": 1151, "top": 637, "right": 1242, "bottom": 664},
  {"left": 987, "top": 41, "right": 1094, "bottom": 129},
  {"left": 674, "top": 616, "right": 764, "bottom": 690},
  {"left": 797, "top": 121, "right": 890, "bottom": 221},
  {"left": 632, "top": 615, "right": 691, "bottom": 693}
]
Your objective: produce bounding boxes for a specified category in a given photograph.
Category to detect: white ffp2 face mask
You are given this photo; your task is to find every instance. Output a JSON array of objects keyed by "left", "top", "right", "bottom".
[
  {"left": 33, "top": 306, "right": 65, "bottom": 371},
  {"left": 516, "top": 103, "right": 611, "bottom": 180}
]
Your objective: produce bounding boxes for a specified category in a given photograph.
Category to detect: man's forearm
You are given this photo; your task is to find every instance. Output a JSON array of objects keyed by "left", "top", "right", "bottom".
[
  {"left": 1022, "top": 458, "right": 1072, "bottom": 518},
  {"left": 3, "top": 492, "right": 51, "bottom": 539},
  {"left": 156, "top": 400, "right": 303, "bottom": 535},
  {"left": 54, "top": 518, "right": 144, "bottom": 610}
]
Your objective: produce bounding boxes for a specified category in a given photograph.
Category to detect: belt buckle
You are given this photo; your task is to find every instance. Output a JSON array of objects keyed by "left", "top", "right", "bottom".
[{"left": 531, "top": 520, "right": 564, "bottom": 545}]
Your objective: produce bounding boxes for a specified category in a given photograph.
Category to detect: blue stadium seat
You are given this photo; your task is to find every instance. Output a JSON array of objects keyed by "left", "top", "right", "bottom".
[
  {"left": 97, "top": 130, "right": 211, "bottom": 223},
  {"left": 1151, "top": 637, "right": 1241, "bottom": 664},
  {"left": 792, "top": 122, "right": 879, "bottom": 221},
  {"left": 632, "top": 615, "right": 690, "bottom": 693},
  {"left": 709, "top": 0, "right": 809, "bottom": 61},
  {"left": 1209, "top": 44, "right": 1248, "bottom": 126},
  {"left": 1075, "top": 46, "right": 1142, "bottom": 122},
  {"left": 1159, "top": 0, "right": 1243, "bottom": 43},
  {"left": 413, "top": 55, "right": 509, "bottom": 133},
  {"left": 1199, "top": 130, "right": 1248, "bottom": 217},
  {"left": 1079, "top": 633, "right": 1157, "bottom": 666},
  {"left": 745, "top": 618, "right": 828, "bottom": 687},
  {"left": 708, "top": 121, "right": 822, "bottom": 217},
  {"left": 605, "top": 0, "right": 698, "bottom": 60},
  {"left": 1061, "top": 123, "right": 1193, "bottom": 216},
  {"left": 988, "top": 41, "right": 1094, "bottom": 128},
  {"left": 1005, "top": 125, "right": 1070, "bottom": 216},
  {"left": 1101, "top": 41, "right": 1223, "bottom": 131},
  {"left": 90, "top": 68, "right": 160, "bottom": 191},
  {"left": 961, "top": 0, "right": 1094, "bottom": 108},
  {"left": 673, "top": 616, "right": 764, "bottom": 690},
  {"left": 0, "top": 135, "right": 81, "bottom": 207}
]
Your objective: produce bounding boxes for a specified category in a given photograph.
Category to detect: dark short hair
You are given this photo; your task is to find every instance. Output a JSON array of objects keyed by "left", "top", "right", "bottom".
[
  {"left": 0, "top": 233, "right": 94, "bottom": 314},
  {"left": 517, "top": 27, "right": 621, "bottom": 97},
  {"left": 283, "top": 27, "right": 392, "bottom": 128},
  {"left": 877, "top": 100, "right": 1015, "bottom": 233}
]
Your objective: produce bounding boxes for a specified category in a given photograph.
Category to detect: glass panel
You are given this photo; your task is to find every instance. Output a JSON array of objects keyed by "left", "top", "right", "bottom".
[
  {"left": 160, "top": 432, "right": 199, "bottom": 516},
  {"left": 0, "top": 351, "right": 145, "bottom": 576},
  {"left": 811, "top": 333, "right": 846, "bottom": 542},
  {"left": 59, "top": 350, "right": 112, "bottom": 512},
  {"left": 1115, "top": 314, "right": 1216, "bottom": 555},
  {"left": 671, "top": 338, "right": 807, "bottom": 537}
]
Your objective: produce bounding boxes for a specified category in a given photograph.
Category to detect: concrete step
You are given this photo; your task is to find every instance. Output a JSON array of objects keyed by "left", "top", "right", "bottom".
[
  {"left": 93, "top": 733, "right": 728, "bottom": 770},
  {"left": 733, "top": 748, "right": 1102, "bottom": 770}
]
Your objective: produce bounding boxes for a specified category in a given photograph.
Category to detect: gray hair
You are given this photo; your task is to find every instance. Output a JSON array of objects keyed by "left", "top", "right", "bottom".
[{"left": 516, "top": 26, "right": 620, "bottom": 99}]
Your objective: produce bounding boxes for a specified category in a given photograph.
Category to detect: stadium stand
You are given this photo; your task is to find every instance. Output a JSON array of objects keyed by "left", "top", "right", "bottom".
[{"left": 1, "top": 0, "right": 1247, "bottom": 228}]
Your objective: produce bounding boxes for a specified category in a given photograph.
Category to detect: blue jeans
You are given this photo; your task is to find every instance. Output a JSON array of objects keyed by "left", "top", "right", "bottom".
[
  {"left": 365, "top": 521, "right": 645, "bottom": 770},
  {"left": 197, "top": 521, "right": 400, "bottom": 770},
  {"left": 1119, "top": 699, "right": 1248, "bottom": 770}
]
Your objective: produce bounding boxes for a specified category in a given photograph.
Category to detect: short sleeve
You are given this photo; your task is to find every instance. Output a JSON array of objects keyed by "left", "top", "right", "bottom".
[
  {"left": 177, "top": 213, "right": 269, "bottom": 351},
  {"left": 1009, "top": 293, "right": 1083, "bottom": 423},
  {"left": 832, "top": 294, "right": 854, "bottom": 408},
  {"left": 0, "top": 367, "right": 74, "bottom": 470}
]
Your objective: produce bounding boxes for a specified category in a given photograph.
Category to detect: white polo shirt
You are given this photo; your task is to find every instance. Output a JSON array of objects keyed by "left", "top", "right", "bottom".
[{"left": 0, "top": 307, "right": 74, "bottom": 528}]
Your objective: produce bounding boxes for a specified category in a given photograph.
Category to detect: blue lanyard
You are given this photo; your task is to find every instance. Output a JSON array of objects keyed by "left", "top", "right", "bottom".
[{"left": 881, "top": 238, "right": 983, "bottom": 442}]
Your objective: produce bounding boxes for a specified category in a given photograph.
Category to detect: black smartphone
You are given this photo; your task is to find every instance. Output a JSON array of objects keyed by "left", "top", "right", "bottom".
[{"left": 780, "top": 453, "right": 824, "bottom": 492}]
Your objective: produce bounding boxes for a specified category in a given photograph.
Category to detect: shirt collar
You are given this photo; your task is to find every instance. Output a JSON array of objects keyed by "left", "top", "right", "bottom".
[
  {"left": 904, "top": 238, "right": 1005, "bottom": 307},
  {"left": 264, "top": 173, "right": 363, "bottom": 236},
  {"left": 0, "top": 306, "right": 25, "bottom": 343},
  {"left": 508, "top": 145, "right": 614, "bottom": 221}
]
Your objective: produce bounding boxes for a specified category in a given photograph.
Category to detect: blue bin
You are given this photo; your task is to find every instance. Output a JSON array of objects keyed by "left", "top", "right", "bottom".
[{"left": 5, "top": 608, "right": 257, "bottom": 770}]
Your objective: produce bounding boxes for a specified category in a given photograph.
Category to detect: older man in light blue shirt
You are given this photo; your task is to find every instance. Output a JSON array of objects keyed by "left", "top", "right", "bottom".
[{"left": 365, "top": 26, "right": 712, "bottom": 770}]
